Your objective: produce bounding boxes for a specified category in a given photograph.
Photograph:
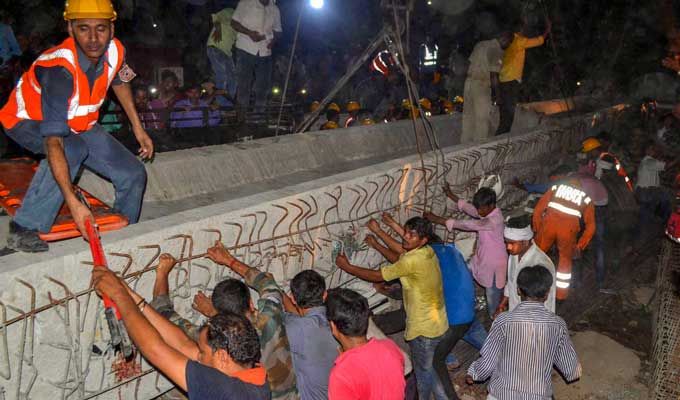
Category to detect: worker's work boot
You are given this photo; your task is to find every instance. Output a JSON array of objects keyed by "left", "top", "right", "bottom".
[{"left": 6, "top": 221, "right": 48, "bottom": 253}]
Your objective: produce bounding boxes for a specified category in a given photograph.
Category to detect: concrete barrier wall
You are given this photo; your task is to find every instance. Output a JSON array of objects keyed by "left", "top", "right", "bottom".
[
  {"left": 0, "top": 105, "right": 623, "bottom": 400},
  {"left": 79, "top": 115, "right": 462, "bottom": 204}
]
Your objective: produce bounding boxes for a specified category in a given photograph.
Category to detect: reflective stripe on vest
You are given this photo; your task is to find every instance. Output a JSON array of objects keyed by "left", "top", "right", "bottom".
[
  {"left": 2, "top": 38, "right": 124, "bottom": 133},
  {"left": 547, "top": 183, "right": 592, "bottom": 218},
  {"left": 547, "top": 201, "right": 582, "bottom": 217}
]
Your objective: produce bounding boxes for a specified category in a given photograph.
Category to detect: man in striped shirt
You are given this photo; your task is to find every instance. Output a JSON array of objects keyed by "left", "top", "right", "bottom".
[{"left": 466, "top": 265, "right": 581, "bottom": 399}]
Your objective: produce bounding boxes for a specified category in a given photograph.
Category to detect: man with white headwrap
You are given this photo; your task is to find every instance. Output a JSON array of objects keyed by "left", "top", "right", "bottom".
[{"left": 494, "top": 215, "right": 556, "bottom": 317}]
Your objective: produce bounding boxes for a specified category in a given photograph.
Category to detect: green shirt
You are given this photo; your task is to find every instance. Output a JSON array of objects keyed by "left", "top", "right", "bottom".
[
  {"left": 381, "top": 245, "right": 449, "bottom": 341},
  {"left": 245, "top": 267, "right": 299, "bottom": 400},
  {"left": 207, "top": 8, "right": 237, "bottom": 57}
]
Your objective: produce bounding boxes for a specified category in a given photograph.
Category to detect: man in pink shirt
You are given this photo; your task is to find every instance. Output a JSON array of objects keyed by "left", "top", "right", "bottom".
[
  {"left": 425, "top": 186, "right": 508, "bottom": 318},
  {"left": 326, "top": 288, "right": 406, "bottom": 400}
]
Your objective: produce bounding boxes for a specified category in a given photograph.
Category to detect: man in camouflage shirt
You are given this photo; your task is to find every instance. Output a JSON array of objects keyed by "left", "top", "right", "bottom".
[{"left": 150, "top": 246, "right": 298, "bottom": 399}]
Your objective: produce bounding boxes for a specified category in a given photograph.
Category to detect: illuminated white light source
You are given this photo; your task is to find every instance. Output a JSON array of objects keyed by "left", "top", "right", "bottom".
[
  {"left": 576, "top": 81, "right": 581, "bottom": 86},
  {"left": 427, "top": 0, "right": 432, "bottom": 5},
  {"left": 149, "top": 86, "right": 158, "bottom": 94},
  {"left": 310, "top": 0, "right": 324, "bottom": 9},
  {"left": 300, "top": 88, "right": 307, "bottom": 95},
  {"left": 152, "top": 23, "right": 158, "bottom": 28},
  {"left": 272, "top": 87, "right": 281, "bottom": 95}
]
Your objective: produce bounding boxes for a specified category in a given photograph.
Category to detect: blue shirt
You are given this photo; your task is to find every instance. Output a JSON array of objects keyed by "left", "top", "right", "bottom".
[
  {"left": 284, "top": 306, "right": 339, "bottom": 400},
  {"left": 0, "top": 23, "right": 21, "bottom": 65},
  {"left": 431, "top": 243, "right": 476, "bottom": 325},
  {"left": 170, "top": 99, "right": 221, "bottom": 128},
  {"left": 523, "top": 182, "right": 550, "bottom": 194}
]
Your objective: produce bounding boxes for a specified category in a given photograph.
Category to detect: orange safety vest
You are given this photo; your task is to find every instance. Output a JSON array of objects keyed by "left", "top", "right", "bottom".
[
  {"left": 0, "top": 37, "right": 125, "bottom": 134},
  {"left": 546, "top": 181, "right": 593, "bottom": 219},
  {"left": 598, "top": 152, "right": 633, "bottom": 192}
]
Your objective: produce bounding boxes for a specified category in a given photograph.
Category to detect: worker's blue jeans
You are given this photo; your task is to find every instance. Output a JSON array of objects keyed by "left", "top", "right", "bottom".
[
  {"left": 409, "top": 333, "right": 448, "bottom": 400},
  {"left": 594, "top": 206, "right": 607, "bottom": 287},
  {"left": 235, "top": 48, "right": 272, "bottom": 109},
  {"left": 6, "top": 121, "right": 146, "bottom": 233},
  {"left": 207, "top": 46, "right": 237, "bottom": 97},
  {"left": 446, "top": 318, "right": 488, "bottom": 366}
]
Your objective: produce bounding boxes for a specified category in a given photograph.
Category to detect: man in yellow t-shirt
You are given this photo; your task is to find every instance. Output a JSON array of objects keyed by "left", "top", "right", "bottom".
[
  {"left": 495, "top": 19, "right": 551, "bottom": 135},
  {"left": 335, "top": 217, "right": 450, "bottom": 400},
  {"left": 207, "top": 7, "right": 238, "bottom": 97}
]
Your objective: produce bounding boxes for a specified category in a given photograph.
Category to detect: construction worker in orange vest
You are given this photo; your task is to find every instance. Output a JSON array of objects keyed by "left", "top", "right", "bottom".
[
  {"left": 581, "top": 135, "right": 633, "bottom": 192},
  {"left": 532, "top": 176, "right": 596, "bottom": 299},
  {"left": 344, "top": 101, "right": 360, "bottom": 128},
  {"left": 0, "top": 0, "right": 153, "bottom": 252}
]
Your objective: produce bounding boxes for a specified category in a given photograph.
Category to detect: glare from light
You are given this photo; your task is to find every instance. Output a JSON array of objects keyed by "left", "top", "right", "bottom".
[
  {"left": 272, "top": 87, "right": 281, "bottom": 95},
  {"left": 576, "top": 81, "right": 581, "bottom": 86},
  {"left": 427, "top": 0, "right": 432, "bottom": 5},
  {"left": 152, "top": 23, "right": 158, "bottom": 28},
  {"left": 300, "top": 88, "right": 307, "bottom": 95},
  {"left": 149, "top": 86, "right": 158, "bottom": 94},
  {"left": 310, "top": 0, "right": 324, "bottom": 9}
]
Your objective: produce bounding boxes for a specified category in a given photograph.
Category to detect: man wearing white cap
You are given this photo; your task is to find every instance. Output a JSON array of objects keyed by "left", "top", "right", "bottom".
[{"left": 494, "top": 215, "right": 556, "bottom": 317}]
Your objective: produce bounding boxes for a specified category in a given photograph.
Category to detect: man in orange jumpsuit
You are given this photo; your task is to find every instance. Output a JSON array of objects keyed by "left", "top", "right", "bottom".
[{"left": 532, "top": 178, "right": 596, "bottom": 299}]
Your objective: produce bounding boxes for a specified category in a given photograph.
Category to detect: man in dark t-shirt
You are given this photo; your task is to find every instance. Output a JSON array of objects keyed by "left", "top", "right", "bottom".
[{"left": 92, "top": 255, "right": 270, "bottom": 400}]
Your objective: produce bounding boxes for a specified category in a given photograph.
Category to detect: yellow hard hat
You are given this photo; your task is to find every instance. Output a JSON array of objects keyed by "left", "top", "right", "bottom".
[
  {"left": 581, "top": 137, "right": 602, "bottom": 153},
  {"left": 360, "top": 117, "right": 375, "bottom": 126},
  {"left": 454, "top": 95, "right": 464, "bottom": 103},
  {"left": 324, "top": 120, "right": 339, "bottom": 129},
  {"left": 346, "top": 101, "right": 361, "bottom": 113},
  {"left": 419, "top": 98, "right": 432, "bottom": 110},
  {"left": 327, "top": 103, "right": 341, "bottom": 113},
  {"left": 310, "top": 101, "right": 320, "bottom": 112},
  {"left": 64, "top": 0, "right": 117, "bottom": 21},
  {"left": 401, "top": 99, "right": 412, "bottom": 109},
  {"left": 443, "top": 100, "right": 454, "bottom": 113}
]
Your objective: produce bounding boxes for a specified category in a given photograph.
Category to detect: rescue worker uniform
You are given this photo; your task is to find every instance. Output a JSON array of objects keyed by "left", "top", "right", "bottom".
[
  {"left": 532, "top": 179, "right": 596, "bottom": 299},
  {"left": 462, "top": 39, "right": 504, "bottom": 143},
  {"left": 0, "top": 37, "right": 147, "bottom": 236}
]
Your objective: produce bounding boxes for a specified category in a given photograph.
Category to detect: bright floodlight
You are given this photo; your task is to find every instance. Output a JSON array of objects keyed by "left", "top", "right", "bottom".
[{"left": 310, "top": 0, "right": 324, "bottom": 9}]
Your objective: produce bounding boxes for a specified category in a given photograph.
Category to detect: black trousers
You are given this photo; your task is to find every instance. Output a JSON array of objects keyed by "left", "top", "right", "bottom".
[
  {"left": 433, "top": 323, "right": 472, "bottom": 399},
  {"left": 496, "top": 80, "right": 521, "bottom": 135}
]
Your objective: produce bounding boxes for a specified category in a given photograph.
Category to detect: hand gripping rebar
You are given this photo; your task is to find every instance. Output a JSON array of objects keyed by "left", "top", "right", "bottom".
[{"left": 85, "top": 220, "right": 134, "bottom": 360}]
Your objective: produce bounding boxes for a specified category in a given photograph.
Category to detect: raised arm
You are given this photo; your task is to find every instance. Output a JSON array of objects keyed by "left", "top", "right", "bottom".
[
  {"left": 94, "top": 269, "right": 193, "bottom": 391},
  {"left": 112, "top": 83, "right": 154, "bottom": 160}
]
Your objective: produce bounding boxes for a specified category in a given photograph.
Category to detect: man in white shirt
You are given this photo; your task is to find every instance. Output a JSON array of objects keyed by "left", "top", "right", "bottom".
[
  {"left": 636, "top": 143, "right": 677, "bottom": 235},
  {"left": 231, "top": 0, "right": 282, "bottom": 112},
  {"left": 494, "top": 215, "right": 556, "bottom": 317},
  {"left": 461, "top": 32, "right": 513, "bottom": 143}
]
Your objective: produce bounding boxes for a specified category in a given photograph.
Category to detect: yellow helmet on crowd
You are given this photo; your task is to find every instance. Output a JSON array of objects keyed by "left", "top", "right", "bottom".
[
  {"left": 581, "top": 137, "right": 602, "bottom": 153},
  {"left": 64, "top": 0, "right": 117, "bottom": 21},
  {"left": 346, "top": 101, "right": 361, "bottom": 113},
  {"left": 310, "top": 101, "right": 320, "bottom": 113},
  {"left": 419, "top": 98, "right": 432, "bottom": 111},
  {"left": 442, "top": 100, "right": 454, "bottom": 114},
  {"left": 360, "top": 117, "right": 375, "bottom": 126},
  {"left": 327, "top": 103, "right": 341, "bottom": 113},
  {"left": 453, "top": 95, "right": 464, "bottom": 104},
  {"left": 323, "top": 120, "right": 339, "bottom": 130},
  {"left": 401, "top": 99, "right": 412, "bottom": 109}
]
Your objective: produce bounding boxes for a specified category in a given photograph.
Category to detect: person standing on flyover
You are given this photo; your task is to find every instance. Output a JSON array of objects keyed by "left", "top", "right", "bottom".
[{"left": 0, "top": 0, "right": 153, "bottom": 253}]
